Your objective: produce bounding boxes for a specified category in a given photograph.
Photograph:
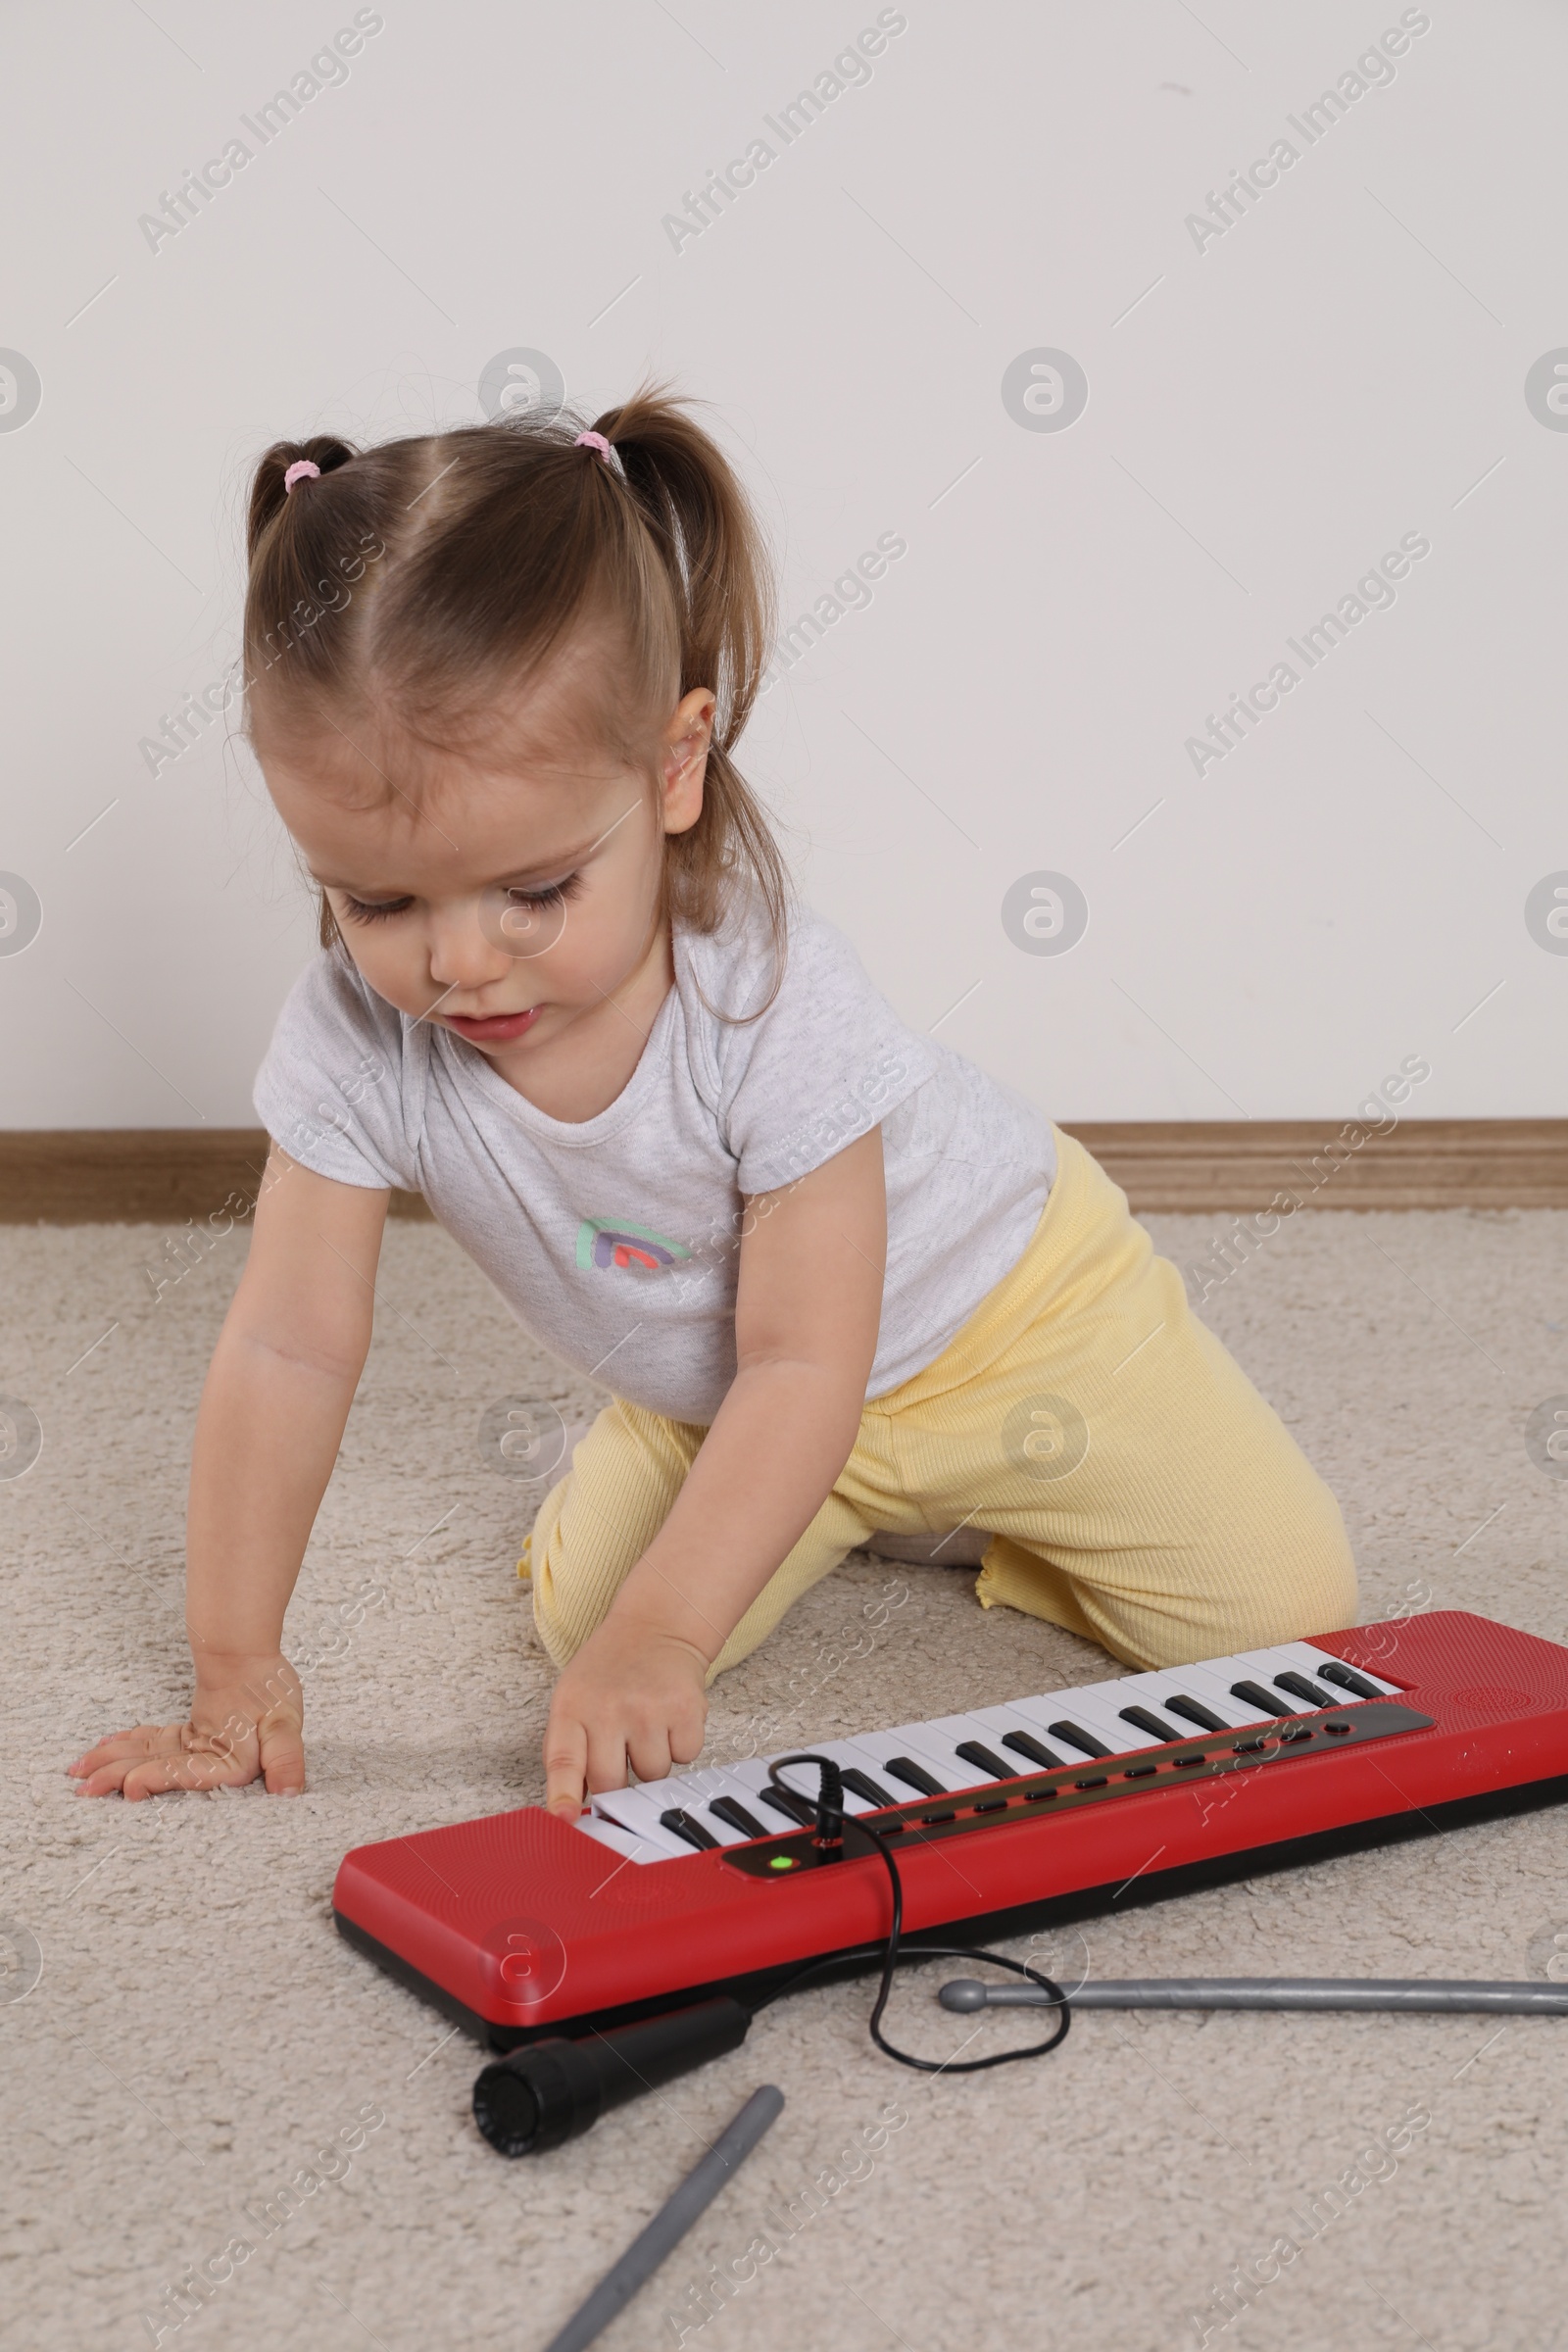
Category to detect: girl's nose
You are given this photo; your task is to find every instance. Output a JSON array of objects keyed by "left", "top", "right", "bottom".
[{"left": 426, "top": 905, "right": 512, "bottom": 993}]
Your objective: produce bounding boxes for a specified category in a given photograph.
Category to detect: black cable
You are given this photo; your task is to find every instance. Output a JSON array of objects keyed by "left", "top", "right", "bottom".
[{"left": 762, "top": 1754, "right": 1071, "bottom": 2074}]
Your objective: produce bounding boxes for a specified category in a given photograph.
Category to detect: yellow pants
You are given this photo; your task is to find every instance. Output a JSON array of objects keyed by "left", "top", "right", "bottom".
[{"left": 527, "top": 1129, "right": 1356, "bottom": 1678}]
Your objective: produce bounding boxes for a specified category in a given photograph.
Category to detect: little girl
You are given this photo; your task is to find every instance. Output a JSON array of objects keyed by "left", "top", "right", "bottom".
[{"left": 72, "top": 386, "right": 1355, "bottom": 1817}]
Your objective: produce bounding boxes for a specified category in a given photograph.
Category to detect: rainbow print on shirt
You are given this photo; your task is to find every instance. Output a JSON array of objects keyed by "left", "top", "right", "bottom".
[{"left": 575, "top": 1217, "right": 693, "bottom": 1275}]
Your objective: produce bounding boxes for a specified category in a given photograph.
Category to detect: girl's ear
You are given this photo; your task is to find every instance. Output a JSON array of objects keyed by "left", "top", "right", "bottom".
[{"left": 661, "top": 687, "right": 715, "bottom": 835}]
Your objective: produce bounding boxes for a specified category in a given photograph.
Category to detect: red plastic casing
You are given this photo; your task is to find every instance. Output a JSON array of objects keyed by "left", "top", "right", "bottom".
[{"left": 331, "top": 1612, "right": 1568, "bottom": 2043}]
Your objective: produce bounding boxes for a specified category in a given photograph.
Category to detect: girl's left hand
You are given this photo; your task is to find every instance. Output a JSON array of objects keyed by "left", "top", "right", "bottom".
[{"left": 542, "top": 1615, "right": 709, "bottom": 1818}]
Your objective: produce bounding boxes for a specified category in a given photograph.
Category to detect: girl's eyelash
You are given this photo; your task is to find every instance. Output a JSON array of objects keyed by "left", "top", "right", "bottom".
[
  {"left": 339, "top": 895, "right": 414, "bottom": 924},
  {"left": 505, "top": 873, "right": 583, "bottom": 911},
  {"left": 335, "top": 873, "right": 583, "bottom": 925}
]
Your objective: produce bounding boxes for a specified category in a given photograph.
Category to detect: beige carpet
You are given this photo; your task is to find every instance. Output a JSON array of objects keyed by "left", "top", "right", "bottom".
[{"left": 4, "top": 1204, "right": 1567, "bottom": 2352}]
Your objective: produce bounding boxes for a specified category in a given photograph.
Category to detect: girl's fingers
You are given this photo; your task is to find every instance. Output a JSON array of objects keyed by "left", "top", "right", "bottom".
[
  {"left": 543, "top": 1715, "right": 589, "bottom": 1817},
  {"left": 75, "top": 1747, "right": 234, "bottom": 1799},
  {"left": 624, "top": 1725, "right": 674, "bottom": 1787},
  {"left": 67, "top": 1724, "right": 185, "bottom": 1776},
  {"left": 121, "top": 1752, "right": 238, "bottom": 1800}
]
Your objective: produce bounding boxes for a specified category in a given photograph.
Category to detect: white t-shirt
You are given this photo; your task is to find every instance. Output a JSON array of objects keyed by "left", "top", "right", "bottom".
[{"left": 253, "top": 897, "right": 1056, "bottom": 1424}]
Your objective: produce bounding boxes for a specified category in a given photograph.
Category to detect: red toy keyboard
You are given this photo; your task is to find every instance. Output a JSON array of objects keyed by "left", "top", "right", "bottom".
[{"left": 333, "top": 1612, "right": 1568, "bottom": 2049}]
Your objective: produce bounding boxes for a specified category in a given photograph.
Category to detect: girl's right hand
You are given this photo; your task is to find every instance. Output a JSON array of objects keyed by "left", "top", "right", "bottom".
[{"left": 67, "top": 1657, "right": 306, "bottom": 1799}]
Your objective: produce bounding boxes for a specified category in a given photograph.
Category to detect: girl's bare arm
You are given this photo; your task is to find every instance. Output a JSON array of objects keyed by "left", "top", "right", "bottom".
[
  {"left": 70, "top": 1147, "right": 388, "bottom": 1798},
  {"left": 543, "top": 1126, "right": 887, "bottom": 1812}
]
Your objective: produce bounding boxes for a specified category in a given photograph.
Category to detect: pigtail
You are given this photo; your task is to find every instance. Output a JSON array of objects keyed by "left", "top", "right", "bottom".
[
  {"left": 591, "top": 385, "right": 790, "bottom": 994},
  {"left": 247, "top": 435, "right": 358, "bottom": 561}
]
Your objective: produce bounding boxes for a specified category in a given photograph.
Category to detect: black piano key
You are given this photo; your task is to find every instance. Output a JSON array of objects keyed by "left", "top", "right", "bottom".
[
  {"left": 1118, "top": 1705, "right": 1179, "bottom": 1743},
  {"left": 1314, "top": 1659, "right": 1385, "bottom": 1701},
  {"left": 1047, "top": 1720, "right": 1113, "bottom": 1759},
  {"left": 1162, "top": 1693, "right": 1227, "bottom": 1734},
  {"left": 660, "top": 1807, "right": 719, "bottom": 1852},
  {"left": 954, "top": 1740, "right": 1015, "bottom": 1780},
  {"left": 1274, "top": 1670, "right": 1338, "bottom": 1709},
  {"left": 1002, "top": 1729, "right": 1063, "bottom": 1771},
  {"left": 759, "top": 1785, "right": 817, "bottom": 1827},
  {"left": 709, "top": 1795, "right": 768, "bottom": 1840},
  {"left": 840, "top": 1767, "right": 895, "bottom": 1809},
  {"left": 1230, "top": 1680, "right": 1292, "bottom": 1717},
  {"left": 882, "top": 1755, "right": 947, "bottom": 1798}
]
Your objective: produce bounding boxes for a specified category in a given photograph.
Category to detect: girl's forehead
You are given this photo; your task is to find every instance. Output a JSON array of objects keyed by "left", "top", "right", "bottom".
[{"left": 271, "top": 741, "right": 648, "bottom": 893}]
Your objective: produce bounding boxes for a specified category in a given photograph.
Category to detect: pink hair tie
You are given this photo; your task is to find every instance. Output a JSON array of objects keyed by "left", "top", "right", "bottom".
[
  {"left": 574, "top": 430, "right": 612, "bottom": 463},
  {"left": 283, "top": 460, "right": 320, "bottom": 492}
]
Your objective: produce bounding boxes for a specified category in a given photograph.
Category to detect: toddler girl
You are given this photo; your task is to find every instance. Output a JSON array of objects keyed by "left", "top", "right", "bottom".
[{"left": 71, "top": 387, "right": 1355, "bottom": 1816}]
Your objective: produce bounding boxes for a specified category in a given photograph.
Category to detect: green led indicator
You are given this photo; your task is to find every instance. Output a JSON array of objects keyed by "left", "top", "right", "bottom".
[{"left": 769, "top": 1855, "right": 798, "bottom": 1871}]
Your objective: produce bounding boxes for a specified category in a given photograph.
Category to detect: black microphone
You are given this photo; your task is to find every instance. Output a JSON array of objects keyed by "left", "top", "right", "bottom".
[{"left": 472, "top": 1996, "right": 751, "bottom": 2157}]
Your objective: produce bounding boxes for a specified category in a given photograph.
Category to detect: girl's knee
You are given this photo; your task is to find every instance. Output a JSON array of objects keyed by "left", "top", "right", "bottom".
[{"left": 1219, "top": 1505, "right": 1358, "bottom": 1654}]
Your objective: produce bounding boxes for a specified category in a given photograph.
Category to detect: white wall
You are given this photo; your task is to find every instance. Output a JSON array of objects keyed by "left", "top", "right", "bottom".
[{"left": 2, "top": 0, "right": 1563, "bottom": 1128}]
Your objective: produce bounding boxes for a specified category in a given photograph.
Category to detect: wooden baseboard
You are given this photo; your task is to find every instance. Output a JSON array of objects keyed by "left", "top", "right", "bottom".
[
  {"left": 0, "top": 1122, "right": 1562, "bottom": 1222},
  {"left": 0, "top": 1131, "right": 432, "bottom": 1224},
  {"left": 1064, "top": 1120, "right": 1568, "bottom": 1212}
]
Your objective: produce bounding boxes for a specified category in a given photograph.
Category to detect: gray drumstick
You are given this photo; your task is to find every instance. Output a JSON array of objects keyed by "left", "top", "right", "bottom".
[
  {"left": 540, "top": 2084, "right": 785, "bottom": 2352},
  {"left": 939, "top": 1977, "right": 1568, "bottom": 2015}
]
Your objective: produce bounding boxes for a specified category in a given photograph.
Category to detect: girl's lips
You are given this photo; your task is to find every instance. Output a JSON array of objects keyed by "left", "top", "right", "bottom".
[{"left": 443, "top": 1004, "right": 542, "bottom": 1045}]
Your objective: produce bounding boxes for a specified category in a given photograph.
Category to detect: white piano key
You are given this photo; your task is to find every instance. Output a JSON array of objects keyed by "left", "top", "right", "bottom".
[
  {"left": 1071, "top": 1679, "right": 1189, "bottom": 1748},
  {"left": 575, "top": 1815, "right": 657, "bottom": 1863},
  {"left": 838, "top": 1728, "right": 970, "bottom": 1795},
  {"left": 1004, "top": 1686, "right": 1154, "bottom": 1759},
  {"left": 964, "top": 1701, "right": 1075, "bottom": 1765},
  {"left": 628, "top": 1762, "right": 764, "bottom": 1845},
  {"left": 1111, "top": 1663, "right": 1277, "bottom": 1730},
  {"left": 589, "top": 1784, "right": 701, "bottom": 1858},
  {"left": 874, "top": 1712, "right": 1021, "bottom": 1787}
]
